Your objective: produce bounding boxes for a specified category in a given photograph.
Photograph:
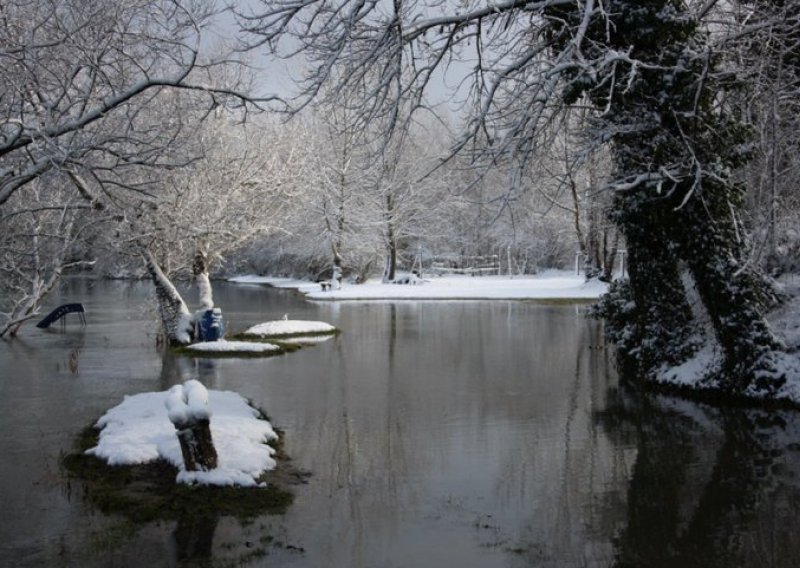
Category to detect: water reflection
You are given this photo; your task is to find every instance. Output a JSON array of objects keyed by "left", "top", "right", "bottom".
[
  {"left": 3, "top": 280, "right": 800, "bottom": 567},
  {"left": 158, "top": 352, "right": 221, "bottom": 390},
  {"left": 598, "top": 387, "right": 800, "bottom": 568},
  {"left": 172, "top": 516, "right": 217, "bottom": 566}
]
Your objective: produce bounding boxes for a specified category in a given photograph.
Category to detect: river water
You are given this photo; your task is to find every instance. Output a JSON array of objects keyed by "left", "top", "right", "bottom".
[{"left": 2, "top": 279, "right": 800, "bottom": 567}]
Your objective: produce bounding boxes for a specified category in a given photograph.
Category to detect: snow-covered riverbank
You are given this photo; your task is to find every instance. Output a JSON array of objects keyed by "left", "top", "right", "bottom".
[{"left": 229, "top": 271, "right": 608, "bottom": 301}]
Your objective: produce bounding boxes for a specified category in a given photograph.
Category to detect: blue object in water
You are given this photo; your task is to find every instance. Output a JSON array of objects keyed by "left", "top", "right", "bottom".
[
  {"left": 36, "top": 303, "right": 86, "bottom": 329},
  {"left": 198, "top": 308, "right": 224, "bottom": 341}
]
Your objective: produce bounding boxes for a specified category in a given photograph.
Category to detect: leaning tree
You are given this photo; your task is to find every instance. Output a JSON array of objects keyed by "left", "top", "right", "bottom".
[{"left": 239, "top": 0, "right": 791, "bottom": 396}]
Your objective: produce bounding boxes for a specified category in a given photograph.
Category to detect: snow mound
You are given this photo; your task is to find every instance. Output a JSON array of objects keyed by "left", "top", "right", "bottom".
[
  {"left": 243, "top": 320, "right": 337, "bottom": 338},
  {"left": 165, "top": 379, "right": 211, "bottom": 424},
  {"left": 86, "top": 388, "right": 278, "bottom": 486},
  {"left": 184, "top": 340, "right": 280, "bottom": 353}
]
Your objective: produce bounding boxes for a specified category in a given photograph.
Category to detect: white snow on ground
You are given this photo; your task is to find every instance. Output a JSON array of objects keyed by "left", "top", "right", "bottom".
[
  {"left": 243, "top": 320, "right": 337, "bottom": 337},
  {"left": 656, "top": 344, "right": 721, "bottom": 388},
  {"left": 184, "top": 340, "right": 280, "bottom": 353},
  {"left": 86, "top": 387, "right": 278, "bottom": 486},
  {"left": 765, "top": 352, "right": 800, "bottom": 402},
  {"left": 229, "top": 270, "right": 608, "bottom": 301}
]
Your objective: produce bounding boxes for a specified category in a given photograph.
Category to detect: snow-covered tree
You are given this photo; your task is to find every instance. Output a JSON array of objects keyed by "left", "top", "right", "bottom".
[
  {"left": 147, "top": 114, "right": 299, "bottom": 304},
  {"left": 240, "top": 0, "right": 789, "bottom": 395},
  {"left": 362, "top": 120, "right": 451, "bottom": 282},
  {"left": 729, "top": 0, "right": 800, "bottom": 274},
  {"left": 0, "top": 176, "right": 95, "bottom": 337},
  {"left": 0, "top": 0, "right": 272, "bottom": 339}
]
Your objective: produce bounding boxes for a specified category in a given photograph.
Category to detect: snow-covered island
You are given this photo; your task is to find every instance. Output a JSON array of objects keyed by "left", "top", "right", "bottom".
[
  {"left": 240, "top": 319, "right": 338, "bottom": 338},
  {"left": 86, "top": 383, "right": 279, "bottom": 486},
  {"left": 177, "top": 319, "right": 338, "bottom": 357},
  {"left": 229, "top": 271, "right": 608, "bottom": 301}
]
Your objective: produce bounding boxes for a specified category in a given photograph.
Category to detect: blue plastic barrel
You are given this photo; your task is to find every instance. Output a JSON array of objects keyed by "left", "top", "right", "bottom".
[{"left": 198, "top": 308, "right": 224, "bottom": 341}]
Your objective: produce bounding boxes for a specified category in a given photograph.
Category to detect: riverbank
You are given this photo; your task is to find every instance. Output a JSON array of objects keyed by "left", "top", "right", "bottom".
[{"left": 229, "top": 270, "right": 609, "bottom": 301}]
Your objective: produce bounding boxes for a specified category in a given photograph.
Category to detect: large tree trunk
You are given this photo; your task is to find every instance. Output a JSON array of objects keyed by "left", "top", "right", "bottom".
[
  {"left": 546, "top": 0, "right": 787, "bottom": 394},
  {"left": 614, "top": 195, "right": 699, "bottom": 377},
  {"left": 676, "top": 189, "right": 783, "bottom": 393},
  {"left": 142, "top": 247, "right": 193, "bottom": 346}
]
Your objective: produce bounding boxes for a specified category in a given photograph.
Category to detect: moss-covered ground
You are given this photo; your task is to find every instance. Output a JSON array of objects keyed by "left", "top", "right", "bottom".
[{"left": 61, "top": 424, "right": 299, "bottom": 524}]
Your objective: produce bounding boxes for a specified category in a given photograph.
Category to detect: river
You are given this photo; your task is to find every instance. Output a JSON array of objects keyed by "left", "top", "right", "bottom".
[{"left": 1, "top": 278, "right": 800, "bottom": 567}]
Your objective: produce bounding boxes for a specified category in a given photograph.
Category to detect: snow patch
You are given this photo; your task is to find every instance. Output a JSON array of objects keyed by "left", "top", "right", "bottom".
[
  {"left": 87, "top": 388, "right": 278, "bottom": 486},
  {"left": 230, "top": 272, "right": 608, "bottom": 301},
  {"left": 656, "top": 345, "right": 720, "bottom": 387},
  {"left": 243, "top": 320, "right": 337, "bottom": 337}
]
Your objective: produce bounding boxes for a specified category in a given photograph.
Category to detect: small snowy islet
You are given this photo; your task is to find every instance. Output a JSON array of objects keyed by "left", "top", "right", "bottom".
[
  {"left": 243, "top": 320, "right": 337, "bottom": 338},
  {"left": 86, "top": 383, "right": 278, "bottom": 486}
]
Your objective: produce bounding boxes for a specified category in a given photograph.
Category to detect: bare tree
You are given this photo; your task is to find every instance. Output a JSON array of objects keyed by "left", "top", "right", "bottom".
[
  {"left": 362, "top": 120, "right": 449, "bottom": 282},
  {"left": 728, "top": 0, "right": 800, "bottom": 274},
  {"left": 0, "top": 0, "right": 277, "bottom": 339},
  {"left": 0, "top": 0, "right": 273, "bottom": 206},
  {"left": 0, "top": 176, "right": 95, "bottom": 336}
]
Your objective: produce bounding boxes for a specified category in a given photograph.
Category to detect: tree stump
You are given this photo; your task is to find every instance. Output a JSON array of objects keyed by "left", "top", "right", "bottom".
[{"left": 166, "top": 380, "right": 218, "bottom": 471}]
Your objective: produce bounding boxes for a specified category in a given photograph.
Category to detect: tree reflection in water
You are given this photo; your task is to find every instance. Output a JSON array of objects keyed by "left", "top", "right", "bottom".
[{"left": 598, "top": 386, "right": 800, "bottom": 568}]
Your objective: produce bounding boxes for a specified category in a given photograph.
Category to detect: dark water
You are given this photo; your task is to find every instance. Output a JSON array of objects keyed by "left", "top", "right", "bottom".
[{"left": 2, "top": 279, "right": 800, "bottom": 567}]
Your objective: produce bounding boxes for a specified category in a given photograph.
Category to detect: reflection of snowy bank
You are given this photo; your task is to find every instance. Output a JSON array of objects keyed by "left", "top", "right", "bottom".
[
  {"left": 87, "top": 388, "right": 278, "bottom": 486},
  {"left": 278, "top": 334, "right": 335, "bottom": 346},
  {"left": 229, "top": 270, "right": 608, "bottom": 301}
]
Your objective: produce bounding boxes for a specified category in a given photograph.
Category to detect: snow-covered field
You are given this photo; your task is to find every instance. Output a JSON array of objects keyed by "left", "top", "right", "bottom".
[
  {"left": 229, "top": 270, "right": 608, "bottom": 301},
  {"left": 87, "top": 386, "right": 278, "bottom": 486}
]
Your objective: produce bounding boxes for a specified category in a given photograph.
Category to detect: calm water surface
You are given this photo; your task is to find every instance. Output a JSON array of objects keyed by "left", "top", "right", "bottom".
[{"left": 1, "top": 279, "right": 800, "bottom": 567}]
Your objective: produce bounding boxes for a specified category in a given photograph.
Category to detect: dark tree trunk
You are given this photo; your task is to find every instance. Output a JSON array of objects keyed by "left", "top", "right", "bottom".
[
  {"left": 382, "top": 193, "right": 397, "bottom": 282},
  {"left": 601, "top": 229, "right": 620, "bottom": 283},
  {"left": 615, "top": 196, "right": 699, "bottom": 376},
  {"left": 173, "top": 417, "right": 218, "bottom": 471},
  {"left": 676, "top": 189, "right": 783, "bottom": 392}
]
